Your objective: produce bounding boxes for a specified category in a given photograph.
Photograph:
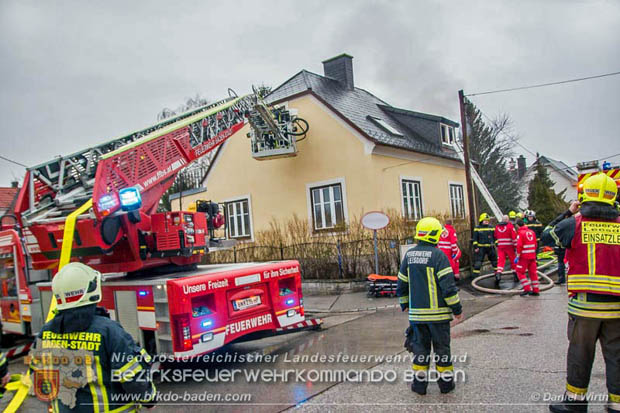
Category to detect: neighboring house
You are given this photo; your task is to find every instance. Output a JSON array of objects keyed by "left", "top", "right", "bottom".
[
  {"left": 0, "top": 186, "right": 19, "bottom": 218},
  {"left": 518, "top": 155, "right": 578, "bottom": 209},
  {"left": 175, "top": 54, "right": 468, "bottom": 240}
]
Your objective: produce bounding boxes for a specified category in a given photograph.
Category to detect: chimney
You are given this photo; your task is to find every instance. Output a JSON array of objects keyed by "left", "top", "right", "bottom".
[
  {"left": 517, "top": 155, "right": 526, "bottom": 179},
  {"left": 322, "top": 54, "right": 354, "bottom": 90}
]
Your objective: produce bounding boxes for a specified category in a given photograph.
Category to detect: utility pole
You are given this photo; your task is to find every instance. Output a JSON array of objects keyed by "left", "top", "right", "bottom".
[{"left": 458, "top": 90, "right": 477, "bottom": 239}]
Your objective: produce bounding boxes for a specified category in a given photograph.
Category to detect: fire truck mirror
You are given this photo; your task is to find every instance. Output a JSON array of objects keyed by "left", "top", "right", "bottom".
[{"left": 101, "top": 216, "right": 122, "bottom": 245}]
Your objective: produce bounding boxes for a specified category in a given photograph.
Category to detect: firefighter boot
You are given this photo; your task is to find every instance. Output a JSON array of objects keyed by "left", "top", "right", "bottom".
[
  {"left": 437, "top": 376, "right": 455, "bottom": 394},
  {"left": 513, "top": 271, "right": 519, "bottom": 283},
  {"left": 411, "top": 374, "right": 428, "bottom": 395},
  {"left": 549, "top": 393, "right": 588, "bottom": 413},
  {"left": 494, "top": 271, "right": 501, "bottom": 285}
]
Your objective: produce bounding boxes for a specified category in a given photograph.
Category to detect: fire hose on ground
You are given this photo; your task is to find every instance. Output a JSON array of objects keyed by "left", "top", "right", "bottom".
[{"left": 471, "top": 255, "right": 558, "bottom": 295}]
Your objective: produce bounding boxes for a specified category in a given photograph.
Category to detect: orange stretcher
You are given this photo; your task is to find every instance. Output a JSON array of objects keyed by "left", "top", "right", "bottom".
[{"left": 367, "top": 274, "right": 398, "bottom": 297}]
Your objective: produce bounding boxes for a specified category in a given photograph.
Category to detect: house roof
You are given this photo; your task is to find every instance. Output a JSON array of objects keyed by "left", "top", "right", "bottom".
[
  {"left": 266, "top": 70, "right": 460, "bottom": 161},
  {"left": 0, "top": 187, "right": 18, "bottom": 211},
  {"left": 535, "top": 156, "right": 578, "bottom": 182}
]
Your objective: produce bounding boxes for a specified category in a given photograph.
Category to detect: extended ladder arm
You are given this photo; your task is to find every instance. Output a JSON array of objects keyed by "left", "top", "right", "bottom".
[{"left": 453, "top": 140, "right": 503, "bottom": 221}]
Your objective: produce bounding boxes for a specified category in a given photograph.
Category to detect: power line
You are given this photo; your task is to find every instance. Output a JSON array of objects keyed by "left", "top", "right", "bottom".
[
  {"left": 465, "top": 71, "right": 620, "bottom": 97},
  {"left": 474, "top": 106, "right": 620, "bottom": 174},
  {"left": 472, "top": 104, "right": 538, "bottom": 157},
  {"left": 0, "top": 155, "right": 27, "bottom": 168}
]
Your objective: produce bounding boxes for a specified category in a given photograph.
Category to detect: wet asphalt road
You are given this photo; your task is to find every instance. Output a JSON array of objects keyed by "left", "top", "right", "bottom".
[{"left": 2, "top": 291, "right": 509, "bottom": 413}]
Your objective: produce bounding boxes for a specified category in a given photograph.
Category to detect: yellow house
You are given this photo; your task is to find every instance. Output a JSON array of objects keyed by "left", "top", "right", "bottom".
[{"left": 175, "top": 54, "right": 468, "bottom": 240}]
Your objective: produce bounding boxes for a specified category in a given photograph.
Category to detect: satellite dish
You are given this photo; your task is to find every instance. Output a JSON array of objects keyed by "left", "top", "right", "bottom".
[{"left": 361, "top": 211, "right": 389, "bottom": 230}]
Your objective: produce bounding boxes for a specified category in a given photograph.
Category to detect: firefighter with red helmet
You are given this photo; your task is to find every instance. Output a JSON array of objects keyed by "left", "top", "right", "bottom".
[
  {"left": 514, "top": 218, "right": 539, "bottom": 296},
  {"left": 397, "top": 217, "right": 463, "bottom": 395},
  {"left": 542, "top": 173, "right": 620, "bottom": 413},
  {"left": 438, "top": 219, "right": 461, "bottom": 282},
  {"left": 472, "top": 213, "right": 498, "bottom": 282},
  {"left": 494, "top": 214, "right": 517, "bottom": 282}
]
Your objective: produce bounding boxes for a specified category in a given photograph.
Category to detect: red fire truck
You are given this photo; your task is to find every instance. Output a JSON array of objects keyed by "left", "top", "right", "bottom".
[{"left": 0, "top": 90, "right": 317, "bottom": 355}]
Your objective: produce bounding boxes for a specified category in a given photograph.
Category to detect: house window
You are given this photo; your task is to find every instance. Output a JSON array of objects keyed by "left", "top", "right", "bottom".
[
  {"left": 449, "top": 184, "right": 465, "bottom": 218},
  {"left": 226, "top": 199, "right": 251, "bottom": 238},
  {"left": 402, "top": 179, "right": 423, "bottom": 220},
  {"left": 368, "top": 116, "right": 404, "bottom": 137},
  {"left": 310, "top": 184, "right": 344, "bottom": 230},
  {"left": 441, "top": 124, "right": 455, "bottom": 145}
]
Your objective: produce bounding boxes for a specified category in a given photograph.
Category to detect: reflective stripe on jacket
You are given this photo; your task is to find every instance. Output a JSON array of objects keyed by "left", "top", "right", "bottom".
[{"left": 396, "top": 243, "right": 462, "bottom": 323}]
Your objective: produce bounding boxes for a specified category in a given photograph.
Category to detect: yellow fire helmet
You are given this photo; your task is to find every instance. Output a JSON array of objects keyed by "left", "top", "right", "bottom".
[
  {"left": 479, "top": 212, "right": 490, "bottom": 223},
  {"left": 52, "top": 262, "right": 102, "bottom": 311},
  {"left": 508, "top": 211, "right": 516, "bottom": 219},
  {"left": 579, "top": 173, "right": 618, "bottom": 206},
  {"left": 516, "top": 212, "right": 524, "bottom": 219},
  {"left": 415, "top": 217, "right": 443, "bottom": 244},
  {"left": 187, "top": 202, "right": 197, "bottom": 212}
]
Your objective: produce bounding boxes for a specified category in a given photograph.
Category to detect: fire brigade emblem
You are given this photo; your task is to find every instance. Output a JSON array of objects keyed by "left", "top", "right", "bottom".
[{"left": 33, "top": 369, "right": 60, "bottom": 402}]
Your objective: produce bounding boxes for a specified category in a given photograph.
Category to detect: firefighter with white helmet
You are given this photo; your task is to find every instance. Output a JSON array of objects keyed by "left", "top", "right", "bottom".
[
  {"left": 543, "top": 173, "right": 620, "bottom": 413},
  {"left": 397, "top": 217, "right": 463, "bottom": 395},
  {"left": 29, "top": 263, "right": 157, "bottom": 412},
  {"left": 524, "top": 209, "right": 543, "bottom": 248}
]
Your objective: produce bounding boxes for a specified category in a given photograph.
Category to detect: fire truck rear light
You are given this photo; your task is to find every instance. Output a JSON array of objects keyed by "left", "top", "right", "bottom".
[
  {"left": 119, "top": 187, "right": 142, "bottom": 211},
  {"left": 174, "top": 315, "right": 193, "bottom": 351}
]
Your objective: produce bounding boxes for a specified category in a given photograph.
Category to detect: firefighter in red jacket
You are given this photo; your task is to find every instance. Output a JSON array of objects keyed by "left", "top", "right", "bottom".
[
  {"left": 543, "top": 173, "right": 620, "bottom": 413},
  {"left": 438, "top": 219, "right": 461, "bottom": 281},
  {"left": 515, "top": 219, "right": 540, "bottom": 296},
  {"left": 494, "top": 214, "right": 517, "bottom": 282}
]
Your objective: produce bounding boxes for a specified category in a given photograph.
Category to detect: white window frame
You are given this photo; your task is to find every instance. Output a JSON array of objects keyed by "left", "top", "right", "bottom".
[
  {"left": 448, "top": 182, "right": 465, "bottom": 218},
  {"left": 221, "top": 195, "right": 254, "bottom": 240},
  {"left": 440, "top": 123, "right": 455, "bottom": 146},
  {"left": 400, "top": 176, "right": 424, "bottom": 220},
  {"left": 306, "top": 177, "right": 349, "bottom": 232}
]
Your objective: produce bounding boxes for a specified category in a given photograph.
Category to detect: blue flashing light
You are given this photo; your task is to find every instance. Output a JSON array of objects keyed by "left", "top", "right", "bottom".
[
  {"left": 98, "top": 193, "right": 119, "bottom": 212},
  {"left": 201, "top": 319, "right": 213, "bottom": 329},
  {"left": 138, "top": 291, "right": 147, "bottom": 296},
  {"left": 119, "top": 187, "right": 142, "bottom": 211},
  {"left": 286, "top": 298, "right": 295, "bottom": 306}
]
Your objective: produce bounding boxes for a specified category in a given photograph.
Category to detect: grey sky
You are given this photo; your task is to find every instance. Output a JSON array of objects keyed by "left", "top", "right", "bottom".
[{"left": 1, "top": 0, "right": 619, "bottom": 187}]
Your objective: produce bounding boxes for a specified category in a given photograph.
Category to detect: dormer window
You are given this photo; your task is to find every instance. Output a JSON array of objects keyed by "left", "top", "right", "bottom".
[
  {"left": 441, "top": 124, "right": 455, "bottom": 145},
  {"left": 368, "top": 116, "right": 403, "bottom": 137}
]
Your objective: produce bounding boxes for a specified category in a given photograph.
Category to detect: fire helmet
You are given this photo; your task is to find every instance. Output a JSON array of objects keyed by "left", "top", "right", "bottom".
[
  {"left": 479, "top": 213, "right": 490, "bottom": 223},
  {"left": 579, "top": 173, "right": 617, "bottom": 206},
  {"left": 415, "top": 217, "right": 443, "bottom": 244},
  {"left": 52, "top": 263, "right": 102, "bottom": 311},
  {"left": 508, "top": 211, "right": 516, "bottom": 219}
]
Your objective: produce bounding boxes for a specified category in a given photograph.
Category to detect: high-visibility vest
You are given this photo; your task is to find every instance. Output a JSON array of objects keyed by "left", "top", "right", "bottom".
[{"left": 566, "top": 214, "right": 620, "bottom": 296}]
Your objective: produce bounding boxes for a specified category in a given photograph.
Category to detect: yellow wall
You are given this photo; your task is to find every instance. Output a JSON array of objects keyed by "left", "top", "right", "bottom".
[{"left": 179, "top": 93, "right": 468, "bottom": 237}]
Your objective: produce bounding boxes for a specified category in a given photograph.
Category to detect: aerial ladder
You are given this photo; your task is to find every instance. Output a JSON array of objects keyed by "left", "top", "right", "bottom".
[
  {"left": 453, "top": 140, "right": 503, "bottom": 221},
  {"left": 12, "top": 90, "right": 308, "bottom": 274}
]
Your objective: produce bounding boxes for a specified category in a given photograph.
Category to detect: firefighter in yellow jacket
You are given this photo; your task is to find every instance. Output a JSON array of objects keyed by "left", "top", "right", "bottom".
[
  {"left": 30, "top": 263, "right": 157, "bottom": 412},
  {"left": 397, "top": 217, "right": 464, "bottom": 395},
  {"left": 543, "top": 173, "right": 620, "bottom": 413}
]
